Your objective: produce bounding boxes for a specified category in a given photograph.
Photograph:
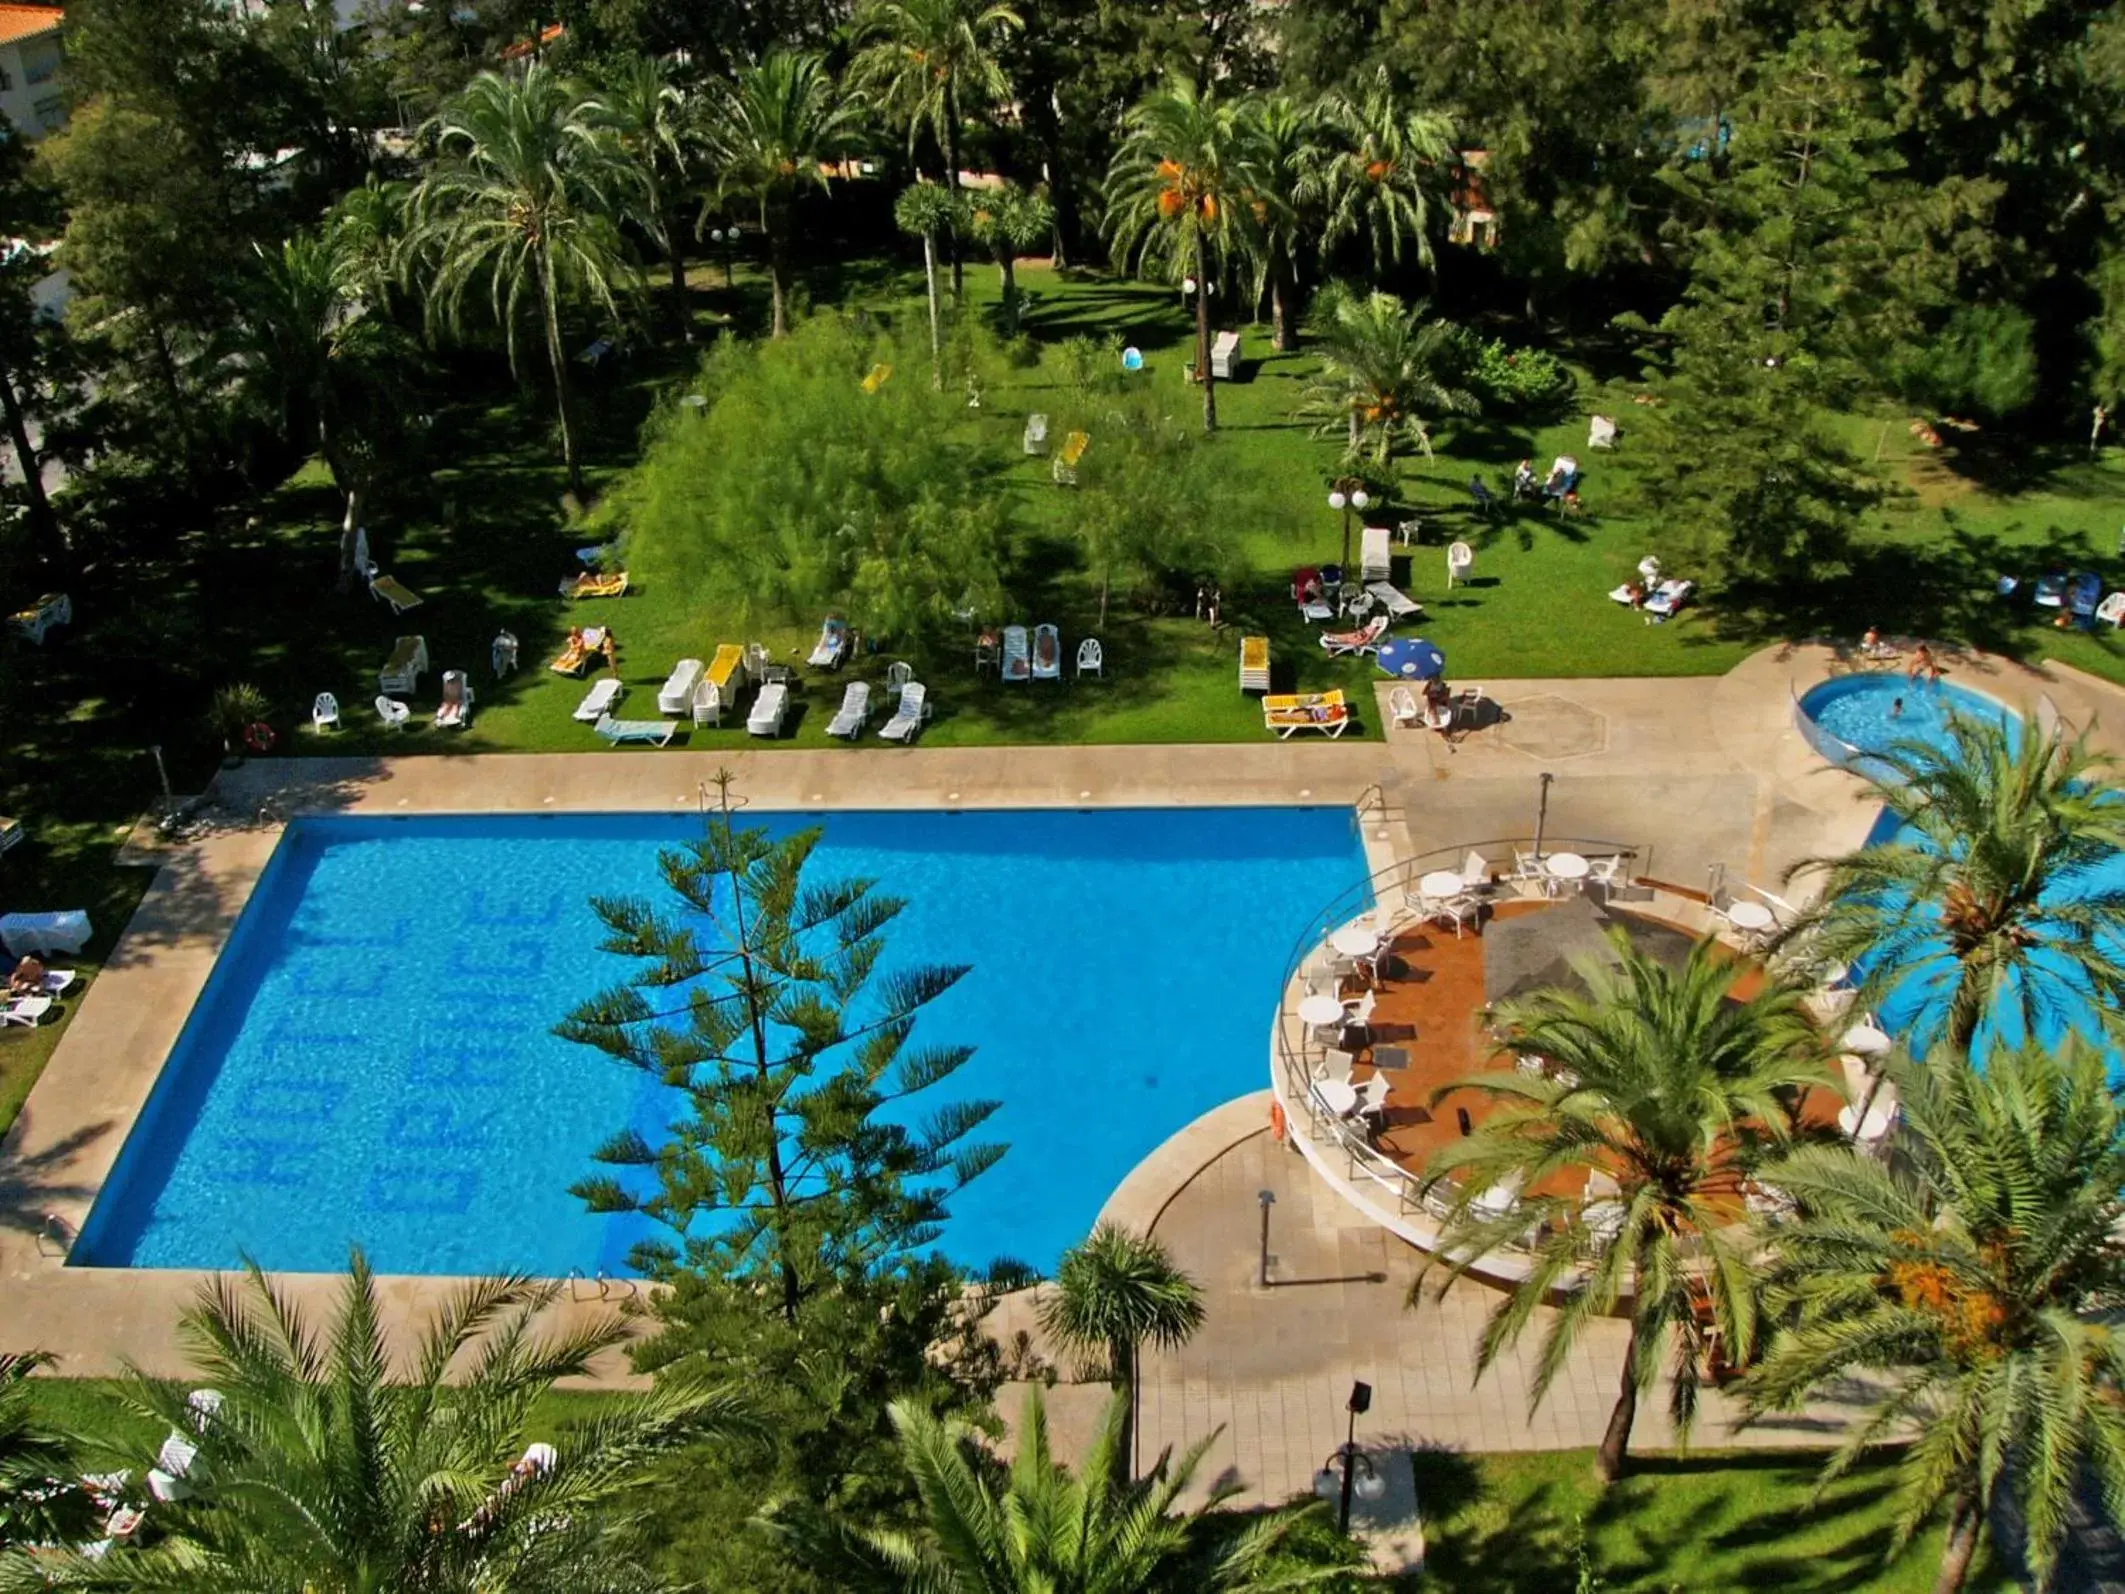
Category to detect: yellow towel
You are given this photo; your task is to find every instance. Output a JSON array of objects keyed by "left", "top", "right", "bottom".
[
  {"left": 861, "top": 363, "right": 893, "bottom": 394},
  {"left": 706, "top": 643, "right": 745, "bottom": 693},
  {"left": 1059, "top": 431, "right": 1090, "bottom": 467}
]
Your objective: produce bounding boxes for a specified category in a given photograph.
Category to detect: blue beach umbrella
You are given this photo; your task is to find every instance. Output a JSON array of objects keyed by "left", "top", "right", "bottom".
[{"left": 1376, "top": 638, "right": 1446, "bottom": 680}]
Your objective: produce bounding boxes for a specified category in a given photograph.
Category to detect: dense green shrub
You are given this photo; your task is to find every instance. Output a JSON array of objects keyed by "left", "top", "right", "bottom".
[
  {"left": 1447, "top": 328, "right": 1576, "bottom": 416},
  {"left": 1897, "top": 303, "right": 2039, "bottom": 421},
  {"left": 606, "top": 314, "right": 1017, "bottom": 645}
]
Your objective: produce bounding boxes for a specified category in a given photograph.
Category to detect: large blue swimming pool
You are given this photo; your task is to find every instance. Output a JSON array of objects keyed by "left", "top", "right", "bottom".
[
  {"left": 75, "top": 808, "right": 1369, "bottom": 1277},
  {"left": 1799, "top": 673, "right": 2123, "bottom": 1065}
]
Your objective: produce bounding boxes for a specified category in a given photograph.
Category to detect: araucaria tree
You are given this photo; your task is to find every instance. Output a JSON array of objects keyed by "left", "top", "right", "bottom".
[
  {"left": 852, "top": 0, "right": 1023, "bottom": 303},
  {"left": 700, "top": 53, "right": 867, "bottom": 340},
  {"left": 414, "top": 64, "right": 641, "bottom": 497},
  {"left": 10, "top": 1252, "right": 747, "bottom": 1590},
  {"left": 560, "top": 777, "right": 1007, "bottom": 1316},
  {"left": 1038, "top": 1221, "right": 1205, "bottom": 1478},
  {"left": 1417, "top": 935, "right": 1830, "bottom": 1483},
  {"left": 1747, "top": 1044, "right": 2125, "bottom": 1594},
  {"left": 1106, "top": 77, "right": 1263, "bottom": 433},
  {"left": 1779, "top": 713, "right": 2125, "bottom": 1057}
]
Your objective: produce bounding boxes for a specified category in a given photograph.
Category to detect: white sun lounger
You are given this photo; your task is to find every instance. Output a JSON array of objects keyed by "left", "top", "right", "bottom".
[
  {"left": 433, "top": 671, "right": 473, "bottom": 731},
  {"left": 572, "top": 678, "right": 622, "bottom": 722},
  {"left": 747, "top": 681, "right": 789, "bottom": 737},
  {"left": 0, "top": 994, "right": 51, "bottom": 1027},
  {"left": 879, "top": 681, "right": 929, "bottom": 742},
  {"left": 1031, "top": 623, "right": 1062, "bottom": 680},
  {"left": 0, "top": 910, "right": 90, "bottom": 957},
  {"left": 827, "top": 680, "right": 870, "bottom": 739},
  {"left": 1360, "top": 525, "right": 1391, "bottom": 582},
  {"left": 1644, "top": 578, "right": 1696, "bottom": 620},
  {"left": 808, "top": 618, "right": 848, "bottom": 668},
  {"left": 1000, "top": 626, "right": 1030, "bottom": 683},
  {"left": 1365, "top": 581, "right": 1421, "bottom": 619},
  {"left": 658, "top": 658, "right": 704, "bottom": 716},
  {"left": 594, "top": 714, "right": 675, "bottom": 748}
]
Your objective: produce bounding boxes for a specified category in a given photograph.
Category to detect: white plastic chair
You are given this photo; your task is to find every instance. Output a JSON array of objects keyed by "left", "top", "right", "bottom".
[
  {"left": 312, "top": 692, "right": 340, "bottom": 733},
  {"left": 1356, "top": 1073, "right": 1391, "bottom": 1122},
  {"left": 491, "top": 631, "right": 519, "bottom": 676},
  {"left": 885, "top": 660, "right": 913, "bottom": 701},
  {"left": 1452, "top": 686, "right": 1484, "bottom": 729},
  {"left": 375, "top": 695, "right": 410, "bottom": 732},
  {"left": 1447, "top": 541, "right": 1474, "bottom": 588},
  {"left": 1388, "top": 685, "right": 1420, "bottom": 728},
  {"left": 1076, "top": 637, "right": 1103, "bottom": 677}
]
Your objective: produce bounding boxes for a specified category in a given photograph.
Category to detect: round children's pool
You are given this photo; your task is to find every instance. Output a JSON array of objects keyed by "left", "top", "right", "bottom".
[{"left": 1796, "top": 673, "right": 2014, "bottom": 765}]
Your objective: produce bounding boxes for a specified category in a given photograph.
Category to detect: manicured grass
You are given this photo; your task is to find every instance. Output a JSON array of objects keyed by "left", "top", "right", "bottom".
[{"left": 1405, "top": 1445, "right": 2013, "bottom": 1593}]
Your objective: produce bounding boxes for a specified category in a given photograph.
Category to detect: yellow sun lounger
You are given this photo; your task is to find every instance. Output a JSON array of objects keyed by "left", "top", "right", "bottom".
[
  {"left": 1263, "top": 688, "right": 1349, "bottom": 739},
  {"left": 549, "top": 627, "right": 614, "bottom": 677},
  {"left": 368, "top": 571, "right": 424, "bottom": 614},
  {"left": 861, "top": 362, "right": 893, "bottom": 394},
  {"left": 561, "top": 570, "right": 629, "bottom": 600},
  {"left": 706, "top": 643, "right": 745, "bottom": 696},
  {"left": 1238, "top": 634, "right": 1270, "bottom": 693}
]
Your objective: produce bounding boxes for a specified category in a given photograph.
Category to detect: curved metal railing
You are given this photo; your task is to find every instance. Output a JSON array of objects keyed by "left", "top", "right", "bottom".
[
  {"left": 1269, "top": 834, "right": 1643, "bottom": 1245},
  {"left": 1788, "top": 681, "right": 1870, "bottom": 772}
]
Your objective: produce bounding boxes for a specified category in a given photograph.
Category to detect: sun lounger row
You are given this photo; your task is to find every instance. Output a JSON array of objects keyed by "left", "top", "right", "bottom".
[{"left": 999, "top": 623, "right": 1064, "bottom": 682}]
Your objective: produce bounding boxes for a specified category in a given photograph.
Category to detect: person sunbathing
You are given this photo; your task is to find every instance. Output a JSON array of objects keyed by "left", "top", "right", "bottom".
[{"left": 8, "top": 955, "right": 47, "bottom": 995}]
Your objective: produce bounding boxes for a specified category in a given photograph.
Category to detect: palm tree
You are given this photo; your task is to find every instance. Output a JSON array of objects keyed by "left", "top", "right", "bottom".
[
  {"left": 0, "top": 1350, "right": 94, "bottom": 1548},
  {"left": 413, "top": 64, "right": 641, "bottom": 497},
  {"left": 595, "top": 55, "right": 696, "bottom": 338},
  {"left": 14, "top": 1252, "right": 750, "bottom": 1590},
  {"left": 1746, "top": 1043, "right": 2125, "bottom": 1594},
  {"left": 235, "top": 223, "right": 422, "bottom": 591},
  {"left": 850, "top": 0, "right": 1023, "bottom": 303},
  {"left": 1293, "top": 284, "right": 1477, "bottom": 466},
  {"left": 895, "top": 181, "right": 962, "bottom": 384},
  {"left": 1416, "top": 935, "right": 1832, "bottom": 1483},
  {"left": 700, "top": 53, "right": 867, "bottom": 340},
  {"left": 1242, "top": 92, "right": 1320, "bottom": 352},
  {"left": 1779, "top": 713, "right": 2125, "bottom": 1057},
  {"left": 967, "top": 182, "right": 1053, "bottom": 333},
  {"left": 1307, "top": 66, "right": 1456, "bottom": 282},
  {"left": 1038, "top": 1221, "right": 1204, "bottom": 1479},
  {"left": 781, "top": 1386, "right": 1333, "bottom": 1591},
  {"left": 1106, "top": 77, "right": 1264, "bottom": 433}
]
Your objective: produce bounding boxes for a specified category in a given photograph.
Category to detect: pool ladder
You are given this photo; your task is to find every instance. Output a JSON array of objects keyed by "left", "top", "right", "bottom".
[
  {"left": 36, "top": 1211, "right": 75, "bottom": 1259},
  {"left": 566, "top": 1267, "right": 637, "bottom": 1303}
]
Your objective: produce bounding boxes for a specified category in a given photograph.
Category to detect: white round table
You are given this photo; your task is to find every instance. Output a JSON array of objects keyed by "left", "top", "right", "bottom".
[
  {"left": 1725, "top": 900, "right": 1775, "bottom": 933},
  {"left": 1298, "top": 995, "right": 1347, "bottom": 1028},
  {"left": 1418, "top": 869, "right": 1465, "bottom": 900},
  {"left": 1545, "top": 852, "right": 1590, "bottom": 882},
  {"left": 1841, "top": 1023, "right": 1893, "bottom": 1057},
  {"left": 1313, "top": 1078, "right": 1358, "bottom": 1116},
  {"left": 1331, "top": 925, "right": 1380, "bottom": 958}
]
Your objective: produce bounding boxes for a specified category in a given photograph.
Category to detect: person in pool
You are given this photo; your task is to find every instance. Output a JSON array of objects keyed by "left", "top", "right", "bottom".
[{"left": 1890, "top": 697, "right": 1904, "bottom": 718}]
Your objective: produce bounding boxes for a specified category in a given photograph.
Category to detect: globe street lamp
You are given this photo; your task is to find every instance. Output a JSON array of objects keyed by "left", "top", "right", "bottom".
[
  {"left": 1310, "top": 1381, "right": 1384, "bottom": 1535},
  {"left": 1328, "top": 480, "right": 1372, "bottom": 592}
]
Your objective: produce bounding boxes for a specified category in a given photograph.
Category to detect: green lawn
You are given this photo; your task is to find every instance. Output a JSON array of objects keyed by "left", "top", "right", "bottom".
[
  {"left": 6, "top": 256, "right": 2125, "bottom": 1134},
  {"left": 1405, "top": 1446, "right": 2012, "bottom": 1593}
]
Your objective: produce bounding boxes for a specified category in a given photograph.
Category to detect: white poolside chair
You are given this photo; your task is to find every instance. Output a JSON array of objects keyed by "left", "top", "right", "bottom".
[
  {"left": 1319, "top": 614, "right": 1389, "bottom": 658},
  {"left": 375, "top": 695, "right": 410, "bottom": 732},
  {"left": 0, "top": 994, "right": 50, "bottom": 1027},
  {"left": 808, "top": 617, "right": 848, "bottom": 668},
  {"left": 433, "top": 671, "right": 473, "bottom": 731},
  {"left": 573, "top": 678, "right": 623, "bottom": 722},
  {"left": 1355, "top": 1072, "right": 1391, "bottom": 1124},
  {"left": 594, "top": 713, "right": 676, "bottom": 747},
  {"left": 491, "top": 631, "right": 519, "bottom": 676},
  {"left": 747, "top": 681, "right": 789, "bottom": 737},
  {"left": 1431, "top": 892, "right": 1482, "bottom": 939},
  {"left": 885, "top": 660, "right": 913, "bottom": 701},
  {"left": 879, "top": 681, "right": 929, "bottom": 742},
  {"left": 659, "top": 658, "right": 705, "bottom": 717},
  {"left": 1077, "top": 637, "right": 1103, "bottom": 677},
  {"left": 1341, "top": 989, "right": 1377, "bottom": 1031},
  {"left": 691, "top": 679, "right": 721, "bottom": 726},
  {"left": 1389, "top": 685, "right": 1421, "bottom": 728},
  {"left": 827, "top": 680, "right": 870, "bottom": 739},
  {"left": 1315, "top": 1048, "right": 1356, "bottom": 1086},
  {"left": 1447, "top": 541, "right": 1474, "bottom": 588},
  {"left": 311, "top": 692, "right": 340, "bottom": 734},
  {"left": 1452, "top": 685, "right": 1484, "bottom": 729}
]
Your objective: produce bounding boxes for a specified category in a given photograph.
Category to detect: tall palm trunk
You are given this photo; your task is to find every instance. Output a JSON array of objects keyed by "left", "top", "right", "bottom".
[
  {"left": 1194, "top": 231, "right": 1216, "bottom": 433},
  {"left": 920, "top": 229, "right": 942, "bottom": 386},
  {"left": 1594, "top": 1320, "right": 1640, "bottom": 1483},
  {"left": 649, "top": 172, "right": 688, "bottom": 340},
  {"left": 767, "top": 216, "right": 791, "bottom": 339},
  {"left": 1000, "top": 251, "right": 1019, "bottom": 333},
  {"left": 1932, "top": 1487, "right": 1985, "bottom": 1594},
  {"left": 324, "top": 420, "right": 367, "bottom": 593},
  {"left": 537, "top": 244, "right": 585, "bottom": 496},
  {"left": 0, "top": 339, "right": 59, "bottom": 566},
  {"left": 944, "top": 88, "right": 964, "bottom": 304},
  {"left": 1270, "top": 253, "right": 1297, "bottom": 353}
]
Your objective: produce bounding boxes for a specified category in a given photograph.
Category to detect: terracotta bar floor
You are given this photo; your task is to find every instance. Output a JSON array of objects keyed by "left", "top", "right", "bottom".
[{"left": 1319, "top": 899, "right": 1843, "bottom": 1201}]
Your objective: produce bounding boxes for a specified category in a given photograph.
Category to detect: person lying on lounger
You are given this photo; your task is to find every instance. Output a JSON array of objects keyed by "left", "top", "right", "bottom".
[{"left": 7, "top": 955, "right": 46, "bottom": 996}]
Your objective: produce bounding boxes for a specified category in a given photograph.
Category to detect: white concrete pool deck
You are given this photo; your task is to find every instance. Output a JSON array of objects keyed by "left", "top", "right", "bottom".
[{"left": 2, "top": 641, "right": 2118, "bottom": 1418}]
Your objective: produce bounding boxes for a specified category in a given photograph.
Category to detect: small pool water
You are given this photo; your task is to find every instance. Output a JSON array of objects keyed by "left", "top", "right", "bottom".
[
  {"left": 1796, "top": 674, "right": 2014, "bottom": 765},
  {"left": 74, "top": 808, "right": 1371, "bottom": 1278}
]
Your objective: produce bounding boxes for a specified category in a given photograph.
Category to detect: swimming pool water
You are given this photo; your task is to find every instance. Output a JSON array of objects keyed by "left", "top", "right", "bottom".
[
  {"left": 75, "top": 808, "right": 1370, "bottom": 1277},
  {"left": 1798, "top": 674, "right": 2014, "bottom": 764}
]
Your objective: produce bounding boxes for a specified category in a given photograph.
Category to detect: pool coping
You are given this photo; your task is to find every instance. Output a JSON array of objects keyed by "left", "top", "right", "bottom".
[{"left": 0, "top": 742, "right": 1396, "bottom": 1379}]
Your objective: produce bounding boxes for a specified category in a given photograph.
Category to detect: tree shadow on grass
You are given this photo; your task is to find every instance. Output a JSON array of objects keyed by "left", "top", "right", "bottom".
[{"left": 1706, "top": 520, "right": 2120, "bottom": 666}]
